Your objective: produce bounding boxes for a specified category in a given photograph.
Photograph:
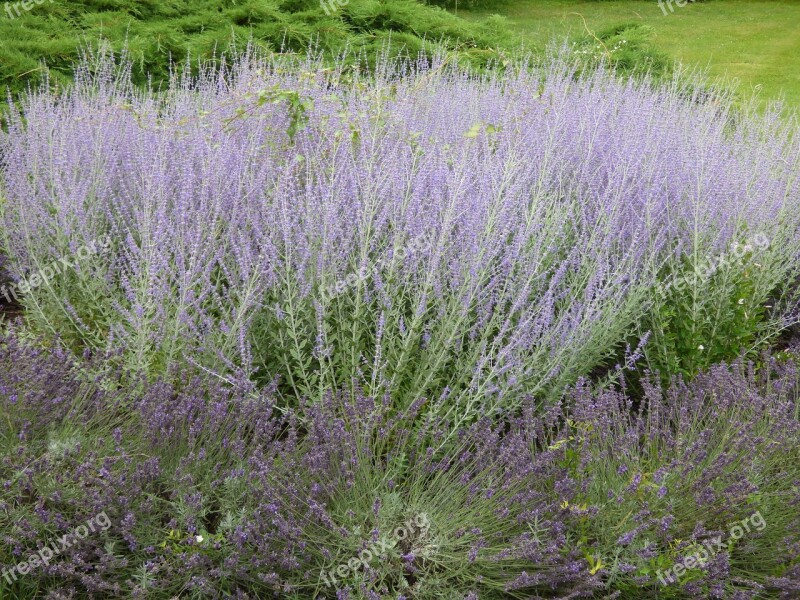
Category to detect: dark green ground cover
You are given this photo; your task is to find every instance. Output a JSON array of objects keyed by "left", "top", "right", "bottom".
[{"left": 0, "top": 0, "right": 517, "bottom": 101}]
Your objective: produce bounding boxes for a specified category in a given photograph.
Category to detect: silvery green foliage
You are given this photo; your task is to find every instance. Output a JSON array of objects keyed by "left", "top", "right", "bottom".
[{"left": 2, "top": 51, "right": 799, "bottom": 419}]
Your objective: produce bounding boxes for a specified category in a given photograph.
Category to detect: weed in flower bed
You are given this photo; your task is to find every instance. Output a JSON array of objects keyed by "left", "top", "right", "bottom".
[
  {"left": 2, "top": 51, "right": 800, "bottom": 419},
  {"left": 0, "top": 330, "right": 798, "bottom": 598}
]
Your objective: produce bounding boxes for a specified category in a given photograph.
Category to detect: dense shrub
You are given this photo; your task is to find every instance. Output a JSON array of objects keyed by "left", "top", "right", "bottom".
[
  {"left": 571, "top": 23, "right": 671, "bottom": 80},
  {"left": 3, "top": 52, "right": 800, "bottom": 418},
  {"left": 560, "top": 353, "right": 800, "bottom": 598},
  {"left": 1, "top": 330, "right": 798, "bottom": 598},
  {"left": 0, "top": 0, "right": 518, "bottom": 105},
  {"left": 0, "top": 329, "right": 600, "bottom": 598}
]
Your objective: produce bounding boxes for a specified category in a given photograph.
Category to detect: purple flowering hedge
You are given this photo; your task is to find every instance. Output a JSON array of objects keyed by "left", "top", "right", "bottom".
[{"left": 1, "top": 50, "right": 800, "bottom": 597}]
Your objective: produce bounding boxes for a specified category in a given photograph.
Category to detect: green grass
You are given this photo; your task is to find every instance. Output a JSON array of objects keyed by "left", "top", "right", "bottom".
[
  {"left": 5, "top": 0, "right": 797, "bottom": 112},
  {"left": 460, "top": 0, "right": 800, "bottom": 110}
]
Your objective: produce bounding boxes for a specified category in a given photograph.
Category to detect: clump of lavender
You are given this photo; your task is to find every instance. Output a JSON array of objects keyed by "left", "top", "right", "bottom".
[
  {"left": 253, "top": 390, "right": 601, "bottom": 599},
  {"left": 3, "top": 50, "right": 799, "bottom": 417},
  {"left": 2, "top": 328, "right": 799, "bottom": 597},
  {"left": 556, "top": 352, "right": 800, "bottom": 598},
  {"left": 0, "top": 328, "right": 284, "bottom": 598},
  {"left": 0, "top": 330, "right": 594, "bottom": 598}
]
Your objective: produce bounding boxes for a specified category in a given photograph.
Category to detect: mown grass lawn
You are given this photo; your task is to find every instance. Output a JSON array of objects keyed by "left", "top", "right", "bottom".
[{"left": 463, "top": 0, "right": 800, "bottom": 110}]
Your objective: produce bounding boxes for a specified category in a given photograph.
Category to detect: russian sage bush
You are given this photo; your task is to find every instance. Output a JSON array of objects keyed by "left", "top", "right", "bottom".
[{"left": 2, "top": 52, "right": 800, "bottom": 417}]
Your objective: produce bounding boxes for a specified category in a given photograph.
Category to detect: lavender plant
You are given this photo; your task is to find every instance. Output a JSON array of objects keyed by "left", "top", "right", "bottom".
[
  {"left": 0, "top": 327, "right": 283, "bottom": 598},
  {"left": 251, "top": 390, "right": 601, "bottom": 599},
  {"left": 553, "top": 353, "right": 800, "bottom": 598},
  {"left": 2, "top": 329, "right": 799, "bottom": 598},
  {"left": 0, "top": 329, "right": 599, "bottom": 598}
]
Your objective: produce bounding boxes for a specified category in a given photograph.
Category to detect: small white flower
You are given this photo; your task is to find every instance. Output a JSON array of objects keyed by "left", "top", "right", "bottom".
[
  {"left": 196, "top": 535, "right": 204, "bottom": 543},
  {"left": 738, "top": 298, "right": 745, "bottom": 305},
  {"left": 697, "top": 345, "right": 705, "bottom": 350}
]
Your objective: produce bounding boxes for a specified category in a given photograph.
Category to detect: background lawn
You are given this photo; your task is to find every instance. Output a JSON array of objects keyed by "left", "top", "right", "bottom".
[
  {"left": 462, "top": 0, "right": 800, "bottom": 110},
  {"left": 3, "top": 0, "right": 798, "bottom": 111}
]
